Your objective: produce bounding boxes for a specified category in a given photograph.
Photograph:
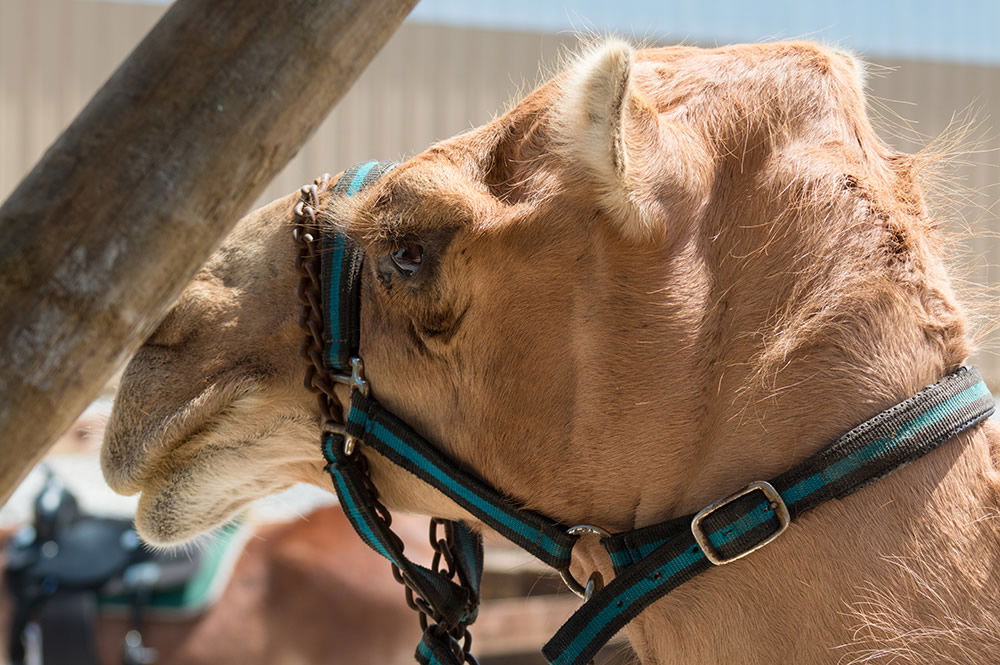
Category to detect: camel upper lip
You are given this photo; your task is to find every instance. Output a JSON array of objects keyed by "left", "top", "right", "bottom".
[
  {"left": 103, "top": 391, "right": 227, "bottom": 495},
  {"left": 103, "top": 354, "right": 268, "bottom": 494}
]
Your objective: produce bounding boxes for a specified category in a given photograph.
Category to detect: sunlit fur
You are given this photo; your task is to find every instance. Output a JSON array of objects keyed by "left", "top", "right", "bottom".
[{"left": 103, "top": 40, "right": 1000, "bottom": 663}]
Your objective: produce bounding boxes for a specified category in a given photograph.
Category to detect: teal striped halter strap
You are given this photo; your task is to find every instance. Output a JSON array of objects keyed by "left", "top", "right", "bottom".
[{"left": 294, "top": 162, "right": 996, "bottom": 665}]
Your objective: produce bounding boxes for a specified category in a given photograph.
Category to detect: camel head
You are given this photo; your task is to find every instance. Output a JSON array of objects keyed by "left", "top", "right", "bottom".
[{"left": 103, "top": 40, "right": 969, "bottom": 546}]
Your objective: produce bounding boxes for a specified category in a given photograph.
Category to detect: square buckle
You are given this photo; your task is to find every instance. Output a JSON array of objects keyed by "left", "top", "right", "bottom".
[{"left": 690, "top": 481, "right": 790, "bottom": 566}]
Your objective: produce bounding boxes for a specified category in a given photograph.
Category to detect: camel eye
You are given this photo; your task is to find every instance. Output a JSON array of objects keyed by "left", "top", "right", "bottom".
[{"left": 390, "top": 243, "right": 424, "bottom": 277}]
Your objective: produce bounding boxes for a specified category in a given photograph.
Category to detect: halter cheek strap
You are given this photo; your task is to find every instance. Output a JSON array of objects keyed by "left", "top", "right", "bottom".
[
  {"left": 314, "top": 162, "right": 485, "bottom": 665},
  {"left": 299, "top": 163, "right": 996, "bottom": 665},
  {"left": 321, "top": 161, "right": 387, "bottom": 372}
]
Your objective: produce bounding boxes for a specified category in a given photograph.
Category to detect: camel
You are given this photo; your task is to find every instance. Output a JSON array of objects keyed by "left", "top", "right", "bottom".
[{"left": 102, "top": 39, "right": 1000, "bottom": 664}]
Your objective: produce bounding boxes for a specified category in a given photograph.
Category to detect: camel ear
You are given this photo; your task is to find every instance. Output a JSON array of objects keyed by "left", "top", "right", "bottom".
[{"left": 556, "top": 41, "right": 706, "bottom": 242}]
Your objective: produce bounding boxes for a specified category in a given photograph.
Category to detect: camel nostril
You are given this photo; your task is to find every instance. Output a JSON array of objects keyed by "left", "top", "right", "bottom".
[{"left": 146, "top": 278, "right": 232, "bottom": 348}]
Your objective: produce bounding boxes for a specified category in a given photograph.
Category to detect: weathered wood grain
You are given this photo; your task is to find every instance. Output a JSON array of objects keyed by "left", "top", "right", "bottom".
[{"left": 0, "top": 0, "right": 416, "bottom": 501}]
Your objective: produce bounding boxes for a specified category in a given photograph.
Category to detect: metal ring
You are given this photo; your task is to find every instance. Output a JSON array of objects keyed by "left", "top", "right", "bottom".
[
  {"left": 559, "top": 524, "right": 611, "bottom": 599},
  {"left": 350, "top": 357, "right": 370, "bottom": 397},
  {"left": 566, "top": 524, "right": 611, "bottom": 539},
  {"left": 559, "top": 569, "right": 604, "bottom": 601}
]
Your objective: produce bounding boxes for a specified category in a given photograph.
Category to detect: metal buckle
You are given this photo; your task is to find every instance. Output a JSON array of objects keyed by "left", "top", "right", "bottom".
[
  {"left": 327, "top": 357, "right": 368, "bottom": 455},
  {"left": 332, "top": 357, "right": 370, "bottom": 397},
  {"left": 559, "top": 524, "right": 611, "bottom": 599},
  {"left": 690, "top": 481, "right": 790, "bottom": 566}
]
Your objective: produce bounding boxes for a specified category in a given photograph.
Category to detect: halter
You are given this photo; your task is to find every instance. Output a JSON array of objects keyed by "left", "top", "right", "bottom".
[{"left": 294, "top": 163, "right": 996, "bottom": 665}]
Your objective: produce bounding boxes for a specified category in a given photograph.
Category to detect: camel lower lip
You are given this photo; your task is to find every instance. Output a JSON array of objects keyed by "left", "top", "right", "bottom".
[{"left": 133, "top": 459, "right": 241, "bottom": 545}]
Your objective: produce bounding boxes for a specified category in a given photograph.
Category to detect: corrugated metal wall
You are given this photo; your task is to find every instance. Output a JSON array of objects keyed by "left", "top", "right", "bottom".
[{"left": 3, "top": 0, "right": 1000, "bottom": 380}]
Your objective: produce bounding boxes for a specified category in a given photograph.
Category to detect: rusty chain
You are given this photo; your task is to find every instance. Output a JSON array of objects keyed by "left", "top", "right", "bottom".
[{"left": 292, "top": 175, "right": 478, "bottom": 665}]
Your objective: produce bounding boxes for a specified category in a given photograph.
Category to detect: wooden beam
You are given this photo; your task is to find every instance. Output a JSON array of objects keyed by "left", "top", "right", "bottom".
[{"left": 0, "top": 0, "right": 416, "bottom": 501}]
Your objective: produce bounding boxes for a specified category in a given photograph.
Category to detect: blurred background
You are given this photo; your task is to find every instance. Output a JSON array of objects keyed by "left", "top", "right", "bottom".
[{"left": 1, "top": 1, "right": 998, "bottom": 664}]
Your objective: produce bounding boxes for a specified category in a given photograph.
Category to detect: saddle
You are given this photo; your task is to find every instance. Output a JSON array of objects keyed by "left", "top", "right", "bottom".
[{"left": 5, "top": 469, "right": 244, "bottom": 665}]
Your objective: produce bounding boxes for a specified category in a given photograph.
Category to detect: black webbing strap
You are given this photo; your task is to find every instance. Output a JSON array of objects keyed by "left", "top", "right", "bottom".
[
  {"left": 447, "top": 519, "right": 485, "bottom": 602},
  {"left": 321, "top": 161, "right": 396, "bottom": 373},
  {"left": 319, "top": 162, "right": 483, "bottom": 635},
  {"left": 323, "top": 434, "right": 482, "bottom": 628},
  {"left": 416, "top": 627, "right": 467, "bottom": 665},
  {"left": 345, "top": 391, "right": 577, "bottom": 570},
  {"left": 542, "top": 366, "right": 994, "bottom": 665}
]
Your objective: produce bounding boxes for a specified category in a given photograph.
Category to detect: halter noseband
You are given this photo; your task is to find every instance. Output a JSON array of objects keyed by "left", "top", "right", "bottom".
[{"left": 294, "top": 163, "right": 996, "bottom": 665}]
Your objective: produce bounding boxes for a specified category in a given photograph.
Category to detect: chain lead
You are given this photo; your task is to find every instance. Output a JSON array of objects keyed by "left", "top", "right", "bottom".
[{"left": 292, "top": 175, "right": 478, "bottom": 665}]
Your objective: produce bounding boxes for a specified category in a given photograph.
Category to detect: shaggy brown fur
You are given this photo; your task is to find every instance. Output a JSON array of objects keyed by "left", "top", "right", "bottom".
[{"left": 103, "top": 40, "right": 1000, "bottom": 664}]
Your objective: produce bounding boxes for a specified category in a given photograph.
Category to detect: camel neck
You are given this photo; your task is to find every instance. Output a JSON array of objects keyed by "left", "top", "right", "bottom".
[{"left": 627, "top": 421, "right": 1000, "bottom": 665}]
